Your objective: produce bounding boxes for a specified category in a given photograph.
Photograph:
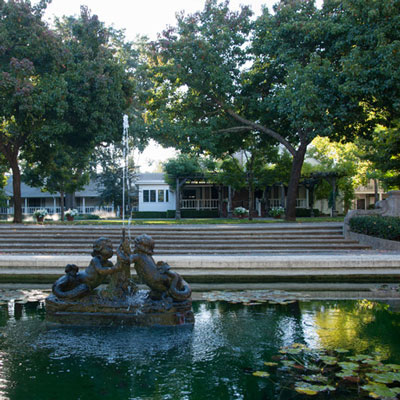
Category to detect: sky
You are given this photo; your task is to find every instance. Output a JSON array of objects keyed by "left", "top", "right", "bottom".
[{"left": 34, "top": 0, "right": 292, "bottom": 171}]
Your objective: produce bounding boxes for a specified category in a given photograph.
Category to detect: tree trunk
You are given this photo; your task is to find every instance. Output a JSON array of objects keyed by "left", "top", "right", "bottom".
[
  {"left": 248, "top": 184, "right": 254, "bottom": 221},
  {"left": 228, "top": 185, "right": 233, "bottom": 218},
  {"left": 65, "top": 193, "right": 75, "bottom": 210},
  {"left": 175, "top": 178, "right": 181, "bottom": 220},
  {"left": 60, "top": 190, "right": 65, "bottom": 221},
  {"left": 10, "top": 157, "right": 23, "bottom": 223},
  {"left": 374, "top": 179, "right": 379, "bottom": 204},
  {"left": 285, "top": 142, "right": 308, "bottom": 222}
]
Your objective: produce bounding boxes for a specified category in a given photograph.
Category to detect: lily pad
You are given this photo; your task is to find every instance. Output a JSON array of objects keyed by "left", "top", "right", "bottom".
[
  {"left": 348, "top": 354, "right": 372, "bottom": 362},
  {"left": 319, "top": 355, "right": 337, "bottom": 365},
  {"left": 281, "top": 360, "right": 296, "bottom": 367},
  {"left": 362, "top": 383, "right": 400, "bottom": 399},
  {"left": 263, "top": 362, "right": 278, "bottom": 367},
  {"left": 335, "top": 348, "right": 349, "bottom": 353},
  {"left": 295, "top": 383, "right": 335, "bottom": 396},
  {"left": 252, "top": 371, "right": 270, "bottom": 378},
  {"left": 366, "top": 371, "right": 400, "bottom": 384},
  {"left": 338, "top": 362, "right": 358, "bottom": 370},
  {"left": 301, "top": 374, "right": 328, "bottom": 383}
]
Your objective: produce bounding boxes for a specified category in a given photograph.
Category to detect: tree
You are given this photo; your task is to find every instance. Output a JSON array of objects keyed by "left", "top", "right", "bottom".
[
  {"left": 0, "top": 155, "right": 8, "bottom": 207},
  {"left": 362, "top": 122, "right": 400, "bottom": 190},
  {"left": 144, "top": 0, "right": 400, "bottom": 221},
  {"left": 143, "top": 1, "right": 361, "bottom": 221},
  {"left": 23, "top": 145, "right": 90, "bottom": 220},
  {"left": 94, "top": 144, "right": 137, "bottom": 216},
  {"left": 54, "top": 7, "right": 134, "bottom": 154},
  {"left": 0, "top": 0, "right": 66, "bottom": 222},
  {"left": 20, "top": 6, "right": 135, "bottom": 217}
]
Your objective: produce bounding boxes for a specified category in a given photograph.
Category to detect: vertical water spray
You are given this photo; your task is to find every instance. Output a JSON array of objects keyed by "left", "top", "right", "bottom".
[{"left": 122, "top": 115, "right": 129, "bottom": 225}]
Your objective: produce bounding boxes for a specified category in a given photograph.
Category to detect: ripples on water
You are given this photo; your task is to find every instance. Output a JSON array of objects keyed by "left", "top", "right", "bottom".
[{"left": 0, "top": 299, "right": 399, "bottom": 400}]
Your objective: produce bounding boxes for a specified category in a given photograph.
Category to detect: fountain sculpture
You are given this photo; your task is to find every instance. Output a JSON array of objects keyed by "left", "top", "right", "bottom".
[{"left": 46, "top": 231, "right": 194, "bottom": 326}]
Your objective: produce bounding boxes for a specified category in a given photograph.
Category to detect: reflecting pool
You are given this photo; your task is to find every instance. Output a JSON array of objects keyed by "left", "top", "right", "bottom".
[{"left": 0, "top": 295, "right": 399, "bottom": 400}]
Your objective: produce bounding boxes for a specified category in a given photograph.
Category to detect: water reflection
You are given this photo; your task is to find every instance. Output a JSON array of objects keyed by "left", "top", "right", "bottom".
[{"left": 0, "top": 298, "right": 397, "bottom": 399}]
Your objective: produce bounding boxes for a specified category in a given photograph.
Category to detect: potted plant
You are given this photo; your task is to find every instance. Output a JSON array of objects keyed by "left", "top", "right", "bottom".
[
  {"left": 233, "top": 207, "right": 249, "bottom": 219},
  {"left": 65, "top": 208, "right": 78, "bottom": 221},
  {"left": 33, "top": 209, "right": 48, "bottom": 223},
  {"left": 269, "top": 206, "right": 285, "bottom": 219}
]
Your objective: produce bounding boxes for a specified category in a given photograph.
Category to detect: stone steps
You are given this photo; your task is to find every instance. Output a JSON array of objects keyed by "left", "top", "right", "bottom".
[
  {"left": 0, "top": 223, "right": 370, "bottom": 254},
  {"left": 0, "top": 253, "right": 399, "bottom": 284}
]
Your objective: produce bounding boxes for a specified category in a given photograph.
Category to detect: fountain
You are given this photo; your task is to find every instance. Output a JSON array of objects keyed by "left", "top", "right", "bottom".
[{"left": 45, "top": 230, "right": 194, "bottom": 326}]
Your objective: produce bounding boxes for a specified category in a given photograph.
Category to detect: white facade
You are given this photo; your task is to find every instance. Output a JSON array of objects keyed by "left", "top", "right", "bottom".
[{"left": 137, "top": 173, "right": 175, "bottom": 212}]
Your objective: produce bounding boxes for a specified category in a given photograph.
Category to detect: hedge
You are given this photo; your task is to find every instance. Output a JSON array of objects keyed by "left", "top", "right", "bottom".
[
  {"left": 75, "top": 214, "right": 101, "bottom": 220},
  {"left": 349, "top": 215, "right": 400, "bottom": 242},
  {"left": 132, "top": 210, "right": 220, "bottom": 219},
  {"left": 131, "top": 211, "right": 168, "bottom": 218},
  {"left": 295, "top": 208, "right": 320, "bottom": 217}
]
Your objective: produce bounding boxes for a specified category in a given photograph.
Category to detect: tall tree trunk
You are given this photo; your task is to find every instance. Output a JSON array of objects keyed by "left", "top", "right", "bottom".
[
  {"left": 60, "top": 190, "right": 65, "bottom": 221},
  {"left": 65, "top": 193, "right": 75, "bottom": 210},
  {"left": 175, "top": 178, "right": 181, "bottom": 220},
  {"left": 248, "top": 184, "right": 254, "bottom": 221},
  {"left": 10, "top": 157, "right": 22, "bottom": 223},
  {"left": 285, "top": 142, "right": 307, "bottom": 222}
]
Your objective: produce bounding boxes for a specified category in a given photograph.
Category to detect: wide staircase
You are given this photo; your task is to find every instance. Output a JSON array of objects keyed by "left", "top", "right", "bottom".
[{"left": 0, "top": 223, "right": 370, "bottom": 255}]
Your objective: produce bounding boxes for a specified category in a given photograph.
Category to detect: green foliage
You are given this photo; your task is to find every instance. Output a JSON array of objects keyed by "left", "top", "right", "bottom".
[
  {"left": 74, "top": 214, "right": 101, "bottom": 220},
  {"left": 54, "top": 7, "right": 134, "bottom": 151},
  {"left": 163, "top": 154, "right": 204, "bottom": 189},
  {"left": 131, "top": 211, "right": 168, "bottom": 219},
  {"left": 362, "top": 122, "right": 400, "bottom": 189},
  {"left": 0, "top": 0, "right": 66, "bottom": 221},
  {"left": 23, "top": 146, "right": 90, "bottom": 195},
  {"left": 253, "top": 341, "right": 400, "bottom": 399},
  {"left": 131, "top": 210, "right": 219, "bottom": 219},
  {"left": 94, "top": 145, "right": 137, "bottom": 210},
  {"left": 349, "top": 216, "right": 400, "bottom": 241},
  {"left": 295, "top": 208, "right": 320, "bottom": 218}
]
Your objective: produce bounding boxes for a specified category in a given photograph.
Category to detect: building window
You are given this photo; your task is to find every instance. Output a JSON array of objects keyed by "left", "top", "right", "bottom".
[
  {"left": 158, "top": 190, "right": 164, "bottom": 202},
  {"left": 143, "top": 190, "right": 156, "bottom": 202},
  {"left": 166, "top": 190, "right": 169, "bottom": 202}
]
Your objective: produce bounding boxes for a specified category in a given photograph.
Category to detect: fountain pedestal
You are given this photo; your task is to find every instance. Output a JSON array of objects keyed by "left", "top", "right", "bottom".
[
  {"left": 46, "top": 292, "right": 194, "bottom": 326},
  {"left": 45, "top": 232, "right": 194, "bottom": 327}
]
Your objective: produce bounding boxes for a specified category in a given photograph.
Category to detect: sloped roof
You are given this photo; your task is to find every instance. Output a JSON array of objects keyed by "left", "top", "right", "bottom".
[
  {"left": 4, "top": 177, "right": 102, "bottom": 198},
  {"left": 3, "top": 173, "right": 168, "bottom": 198}
]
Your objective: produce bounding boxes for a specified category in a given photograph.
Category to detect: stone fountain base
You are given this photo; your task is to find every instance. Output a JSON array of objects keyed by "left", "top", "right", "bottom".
[{"left": 45, "top": 290, "right": 194, "bottom": 327}]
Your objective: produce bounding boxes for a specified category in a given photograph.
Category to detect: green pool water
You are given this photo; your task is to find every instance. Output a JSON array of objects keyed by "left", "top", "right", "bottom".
[{"left": 0, "top": 297, "right": 399, "bottom": 400}]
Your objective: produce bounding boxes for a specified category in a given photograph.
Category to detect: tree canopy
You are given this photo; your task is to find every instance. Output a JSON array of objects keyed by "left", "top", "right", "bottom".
[
  {"left": 141, "top": 0, "right": 400, "bottom": 220},
  {"left": 0, "top": 0, "right": 66, "bottom": 222},
  {"left": 0, "top": 2, "right": 134, "bottom": 222}
]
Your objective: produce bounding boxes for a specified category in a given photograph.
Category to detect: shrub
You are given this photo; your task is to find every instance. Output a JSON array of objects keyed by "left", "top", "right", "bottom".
[
  {"left": 349, "top": 215, "right": 400, "bottom": 241},
  {"left": 131, "top": 211, "right": 167, "bottom": 218},
  {"left": 233, "top": 207, "right": 249, "bottom": 216},
  {"left": 295, "top": 208, "right": 320, "bottom": 217},
  {"left": 74, "top": 214, "right": 101, "bottom": 220},
  {"left": 65, "top": 208, "right": 79, "bottom": 217},
  {"left": 268, "top": 207, "right": 285, "bottom": 217},
  {"left": 33, "top": 209, "right": 48, "bottom": 218},
  {"left": 181, "top": 209, "right": 219, "bottom": 218}
]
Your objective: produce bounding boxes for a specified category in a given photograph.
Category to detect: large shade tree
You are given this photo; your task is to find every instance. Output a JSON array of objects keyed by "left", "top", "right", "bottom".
[
  {"left": 143, "top": 0, "right": 400, "bottom": 220},
  {"left": 0, "top": 0, "right": 66, "bottom": 222},
  {"left": 15, "top": 6, "right": 134, "bottom": 220}
]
